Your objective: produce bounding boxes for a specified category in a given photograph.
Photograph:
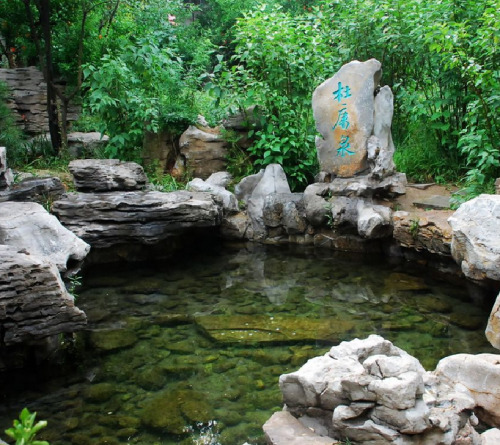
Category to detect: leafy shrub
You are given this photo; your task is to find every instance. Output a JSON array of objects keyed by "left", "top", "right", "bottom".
[{"left": 4, "top": 408, "right": 49, "bottom": 445}]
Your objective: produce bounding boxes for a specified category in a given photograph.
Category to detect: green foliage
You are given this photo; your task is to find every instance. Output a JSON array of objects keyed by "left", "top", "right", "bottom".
[
  {"left": 145, "top": 161, "right": 185, "bottom": 192},
  {"left": 4, "top": 408, "right": 49, "bottom": 445},
  {"left": 212, "top": 5, "right": 332, "bottom": 190},
  {"left": 83, "top": 36, "right": 198, "bottom": 161},
  {"left": 0, "top": 81, "right": 26, "bottom": 164}
]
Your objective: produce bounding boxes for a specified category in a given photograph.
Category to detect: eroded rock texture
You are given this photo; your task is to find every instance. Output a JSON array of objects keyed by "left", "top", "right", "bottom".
[
  {"left": 278, "top": 335, "right": 480, "bottom": 445},
  {"left": 52, "top": 190, "right": 223, "bottom": 248},
  {"left": 0, "top": 245, "right": 87, "bottom": 347}
]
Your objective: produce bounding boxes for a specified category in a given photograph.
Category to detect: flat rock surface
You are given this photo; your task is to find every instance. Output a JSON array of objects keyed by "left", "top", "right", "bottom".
[
  {"left": 195, "top": 314, "right": 355, "bottom": 343},
  {"left": 52, "top": 190, "right": 223, "bottom": 248},
  {"left": 412, "top": 194, "right": 452, "bottom": 210},
  {"left": 263, "top": 411, "right": 338, "bottom": 445}
]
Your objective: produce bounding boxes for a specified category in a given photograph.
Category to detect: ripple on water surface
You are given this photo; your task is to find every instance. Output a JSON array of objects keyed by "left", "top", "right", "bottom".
[{"left": 0, "top": 243, "right": 496, "bottom": 445}]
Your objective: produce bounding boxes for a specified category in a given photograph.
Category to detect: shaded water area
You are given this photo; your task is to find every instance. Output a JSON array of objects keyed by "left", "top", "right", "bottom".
[{"left": 0, "top": 243, "right": 496, "bottom": 445}]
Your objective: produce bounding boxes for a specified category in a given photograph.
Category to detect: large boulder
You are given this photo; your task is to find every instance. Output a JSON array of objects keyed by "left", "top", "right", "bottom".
[
  {"left": 0, "top": 245, "right": 87, "bottom": 347},
  {"left": 435, "top": 353, "right": 500, "bottom": 427},
  {"left": 278, "top": 335, "right": 480, "bottom": 444},
  {"left": 245, "top": 164, "right": 292, "bottom": 239},
  {"left": 179, "top": 125, "right": 228, "bottom": 179},
  {"left": 313, "top": 59, "right": 382, "bottom": 178},
  {"left": 0, "top": 201, "right": 90, "bottom": 275},
  {"left": 67, "top": 132, "right": 109, "bottom": 158},
  {"left": 448, "top": 194, "right": 500, "bottom": 282},
  {"left": 69, "top": 159, "right": 147, "bottom": 192},
  {"left": 52, "top": 190, "right": 223, "bottom": 248}
]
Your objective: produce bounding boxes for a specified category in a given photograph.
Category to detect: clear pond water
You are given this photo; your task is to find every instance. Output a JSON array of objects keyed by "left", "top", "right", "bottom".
[{"left": 0, "top": 243, "right": 496, "bottom": 445}]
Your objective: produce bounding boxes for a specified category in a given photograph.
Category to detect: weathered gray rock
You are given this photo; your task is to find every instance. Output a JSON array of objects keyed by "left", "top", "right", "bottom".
[
  {"left": 0, "top": 146, "right": 13, "bottom": 189},
  {"left": 482, "top": 428, "right": 500, "bottom": 445},
  {"left": 263, "top": 411, "right": 335, "bottom": 445},
  {"left": 206, "top": 171, "right": 232, "bottom": 188},
  {"left": 278, "top": 335, "right": 480, "bottom": 444},
  {"left": 67, "top": 132, "right": 109, "bottom": 158},
  {"left": 0, "top": 176, "right": 66, "bottom": 204},
  {"left": 435, "top": 353, "right": 500, "bottom": 427},
  {"left": 262, "top": 193, "right": 307, "bottom": 235},
  {"left": 0, "top": 245, "right": 87, "bottom": 346},
  {"left": 235, "top": 169, "right": 265, "bottom": 204},
  {"left": 357, "top": 201, "right": 392, "bottom": 239},
  {"left": 69, "top": 159, "right": 147, "bottom": 192},
  {"left": 486, "top": 293, "right": 500, "bottom": 350},
  {"left": 52, "top": 190, "right": 223, "bottom": 248},
  {"left": 449, "top": 194, "right": 500, "bottom": 282},
  {"left": 0, "top": 201, "right": 90, "bottom": 275},
  {"left": 247, "top": 164, "right": 292, "bottom": 239},
  {"left": 142, "top": 129, "right": 178, "bottom": 175},
  {"left": 392, "top": 210, "right": 453, "bottom": 256},
  {"left": 368, "top": 86, "right": 396, "bottom": 180},
  {"left": 187, "top": 177, "right": 238, "bottom": 213},
  {"left": 220, "top": 212, "right": 253, "bottom": 240},
  {"left": 179, "top": 125, "right": 228, "bottom": 179},
  {"left": 313, "top": 59, "right": 382, "bottom": 178}
]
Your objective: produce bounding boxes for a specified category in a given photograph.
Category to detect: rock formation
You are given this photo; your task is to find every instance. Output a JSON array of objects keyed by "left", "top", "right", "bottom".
[
  {"left": 448, "top": 194, "right": 500, "bottom": 282},
  {"left": 0, "top": 147, "right": 13, "bottom": 189},
  {"left": 0, "top": 245, "right": 87, "bottom": 347},
  {"left": 52, "top": 190, "right": 223, "bottom": 249},
  {"left": 269, "top": 335, "right": 482, "bottom": 444},
  {"left": 69, "top": 159, "right": 147, "bottom": 192},
  {"left": 179, "top": 124, "right": 228, "bottom": 179},
  {"left": 0, "top": 201, "right": 90, "bottom": 276}
]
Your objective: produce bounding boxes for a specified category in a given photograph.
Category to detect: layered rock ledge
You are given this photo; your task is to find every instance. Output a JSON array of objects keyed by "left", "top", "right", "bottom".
[{"left": 52, "top": 190, "right": 223, "bottom": 248}]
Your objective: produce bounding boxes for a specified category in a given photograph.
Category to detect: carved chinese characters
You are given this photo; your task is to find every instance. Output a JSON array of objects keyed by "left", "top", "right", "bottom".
[{"left": 312, "top": 59, "right": 382, "bottom": 178}]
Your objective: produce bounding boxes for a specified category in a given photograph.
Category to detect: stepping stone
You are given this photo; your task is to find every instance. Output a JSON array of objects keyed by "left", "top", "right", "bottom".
[{"left": 413, "top": 195, "right": 451, "bottom": 210}]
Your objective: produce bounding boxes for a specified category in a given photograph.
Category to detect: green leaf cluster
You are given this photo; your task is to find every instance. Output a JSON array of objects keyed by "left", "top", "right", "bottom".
[{"left": 4, "top": 408, "right": 49, "bottom": 445}]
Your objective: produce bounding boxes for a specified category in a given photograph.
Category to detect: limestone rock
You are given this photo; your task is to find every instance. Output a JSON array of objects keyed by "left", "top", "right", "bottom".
[
  {"left": 0, "top": 201, "right": 90, "bottom": 275},
  {"left": 263, "top": 193, "right": 307, "bottom": 235},
  {"left": 220, "top": 212, "right": 252, "bottom": 240},
  {"left": 179, "top": 125, "right": 228, "bottom": 179},
  {"left": 481, "top": 428, "right": 500, "bottom": 445},
  {"left": 235, "top": 169, "right": 264, "bottom": 204},
  {"left": 187, "top": 177, "right": 238, "bottom": 213},
  {"left": 246, "top": 164, "right": 292, "bottom": 239},
  {"left": 313, "top": 59, "right": 382, "bottom": 178},
  {"left": 206, "top": 171, "right": 232, "bottom": 188},
  {"left": 356, "top": 200, "right": 392, "bottom": 239},
  {"left": 52, "top": 190, "right": 223, "bottom": 248},
  {"left": 0, "top": 177, "right": 66, "bottom": 204},
  {"left": 435, "top": 353, "right": 500, "bottom": 427},
  {"left": 263, "top": 411, "right": 336, "bottom": 445},
  {"left": 69, "top": 159, "right": 147, "bottom": 192},
  {"left": 67, "top": 132, "right": 109, "bottom": 158},
  {"left": 486, "top": 293, "right": 500, "bottom": 350},
  {"left": 449, "top": 195, "right": 500, "bottom": 282},
  {"left": 278, "top": 335, "right": 480, "bottom": 444},
  {"left": 368, "top": 86, "right": 396, "bottom": 180},
  {"left": 0, "top": 245, "right": 87, "bottom": 346},
  {"left": 0, "top": 146, "right": 13, "bottom": 190},
  {"left": 392, "top": 210, "right": 453, "bottom": 256}
]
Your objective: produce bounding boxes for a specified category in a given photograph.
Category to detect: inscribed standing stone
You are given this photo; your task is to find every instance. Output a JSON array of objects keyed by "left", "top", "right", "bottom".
[{"left": 313, "top": 59, "right": 382, "bottom": 178}]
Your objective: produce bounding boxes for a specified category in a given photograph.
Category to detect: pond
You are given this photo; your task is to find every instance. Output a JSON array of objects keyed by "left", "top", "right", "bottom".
[{"left": 0, "top": 243, "right": 496, "bottom": 445}]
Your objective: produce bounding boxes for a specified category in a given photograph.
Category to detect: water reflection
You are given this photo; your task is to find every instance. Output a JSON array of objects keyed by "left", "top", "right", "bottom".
[{"left": 0, "top": 243, "right": 495, "bottom": 445}]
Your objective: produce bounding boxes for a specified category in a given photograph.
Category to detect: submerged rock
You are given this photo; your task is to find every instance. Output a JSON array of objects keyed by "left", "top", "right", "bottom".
[
  {"left": 195, "top": 314, "right": 355, "bottom": 343},
  {"left": 89, "top": 328, "right": 138, "bottom": 351}
]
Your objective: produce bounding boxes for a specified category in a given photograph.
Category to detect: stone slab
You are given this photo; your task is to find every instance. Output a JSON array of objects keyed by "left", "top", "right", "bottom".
[
  {"left": 195, "top": 314, "right": 355, "bottom": 344},
  {"left": 413, "top": 195, "right": 451, "bottom": 210}
]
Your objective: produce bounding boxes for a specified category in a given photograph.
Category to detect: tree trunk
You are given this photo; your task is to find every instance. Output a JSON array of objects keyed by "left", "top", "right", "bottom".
[{"left": 39, "top": 0, "right": 62, "bottom": 152}]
